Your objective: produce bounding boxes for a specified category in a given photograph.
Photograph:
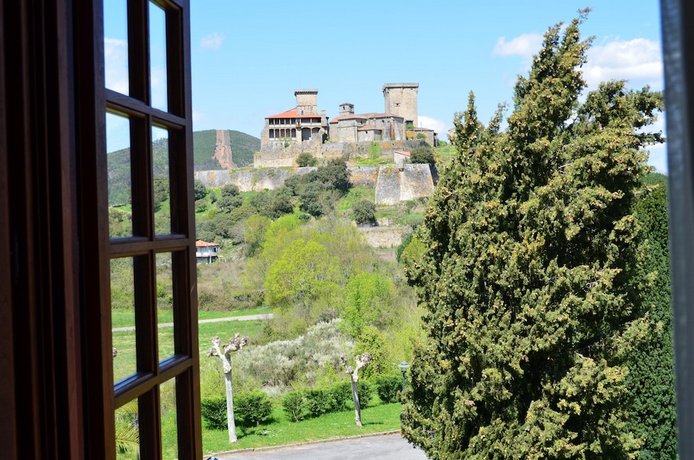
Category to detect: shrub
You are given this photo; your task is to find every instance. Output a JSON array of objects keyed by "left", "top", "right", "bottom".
[
  {"left": 304, "top": 387, "right": 339, "bottom": 417},
  {"left": 357, "top": 380, "right": 373, "bottom": 408},
  {"left": 282, "top": 391, "right": 306, "bottom": 422},
  {"left": 200, "top": 397, "right": 227, "bottom": 430},
  {"left": 234, "top": 390, "right": 273, "bottom": 427},
  {"left": 194, "top": 179, "right": 208, "bottom": 200},
  {"left": 409, "top": 146, "right": 435, "bottom": 165},
  {"left": 375, "top": 374, "right": 402, "bottom": 403},
  {"left": 296, "top": 152, "right": 317, "bottom": 167},
  {"left": 352, "top": 200, "right": 377, "bottom": 226}
]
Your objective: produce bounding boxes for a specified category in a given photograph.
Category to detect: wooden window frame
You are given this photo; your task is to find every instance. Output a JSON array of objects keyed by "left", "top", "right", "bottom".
[{"left": 0, "top": 0, "right": 202, "bottom": 458}]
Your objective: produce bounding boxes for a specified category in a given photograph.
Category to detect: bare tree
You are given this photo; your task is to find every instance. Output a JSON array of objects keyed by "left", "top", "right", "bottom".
[
  {"left": 341, "top": 353, "right": 371, "bottom": 427},
  {"left": 208, "top": 333, "right": 248, "bottom": 443}
]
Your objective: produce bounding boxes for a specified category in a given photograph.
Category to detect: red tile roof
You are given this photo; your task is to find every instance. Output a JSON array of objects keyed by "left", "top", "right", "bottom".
[
  {"left": 196, "top": 240, "right": 219, "bottom": 248},
  {"left": 266, "top": 108, "right": 324, "bottom": 119}
]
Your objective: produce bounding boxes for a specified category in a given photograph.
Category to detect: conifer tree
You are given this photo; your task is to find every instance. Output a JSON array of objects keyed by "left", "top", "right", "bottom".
[{"left": 401, "top": 11, "right": 664, "bottom": 459}]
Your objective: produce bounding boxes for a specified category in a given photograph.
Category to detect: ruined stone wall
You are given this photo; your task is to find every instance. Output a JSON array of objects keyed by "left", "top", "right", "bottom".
[
  {"left": 195, "top": 167, "right": 316, "bottom": 192},
  {"left": 357, "top": 225, "right": 408, "bottom": 248},
  {"left": 349, "top": 166, "right": 379, "bottom": 187},
  {"left": 195, "top": 163, "right": 434, "bottom": 202}
]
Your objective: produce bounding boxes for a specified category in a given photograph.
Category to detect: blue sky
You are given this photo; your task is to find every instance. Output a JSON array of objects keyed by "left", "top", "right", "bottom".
[{"left": 106, "top": 1, "right": 666, "bottom": 172}]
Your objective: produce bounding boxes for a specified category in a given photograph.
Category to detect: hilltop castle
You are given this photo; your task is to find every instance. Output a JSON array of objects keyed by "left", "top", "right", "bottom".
[{"left": 259, "top": 83, "right": 436, "bottom": 154}]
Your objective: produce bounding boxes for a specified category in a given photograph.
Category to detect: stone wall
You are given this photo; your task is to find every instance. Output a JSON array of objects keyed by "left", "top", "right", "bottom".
[
  {"left": 253, "top": 139, "right": 430, "bottom": 168},
  {"left": 349, "top": 166, "right": 379, "bottom": 187},
  {"left": 374, "top": 164, "right": 434, "bottom": 205},
  {"left": 195, "top": 167, "right": 316, "bottom": 192},
  {"left": 357, "top": 225, "right": 408, "bottom": 248},
  {"left": 195, "top": 163, "right": 434, "bottom": 202}
]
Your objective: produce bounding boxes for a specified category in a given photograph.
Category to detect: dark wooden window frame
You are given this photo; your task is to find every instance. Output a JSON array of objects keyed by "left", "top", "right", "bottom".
[
  {"left": 102, "top": 0, "right": 202, "bottom": 458},
  {"left": 0, "top": 0, "right": 201, "bottom": 458}
]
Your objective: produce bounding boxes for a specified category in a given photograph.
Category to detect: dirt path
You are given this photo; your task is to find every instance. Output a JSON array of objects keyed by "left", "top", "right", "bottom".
[{"left": 112, "top": 313, "right": 272, "bottom": 332}]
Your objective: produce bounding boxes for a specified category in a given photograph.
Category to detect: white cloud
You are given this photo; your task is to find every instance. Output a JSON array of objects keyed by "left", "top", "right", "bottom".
[
  {"left": 200, "top": 32, "right": 224, "bottom": 50},
  {"left": 104, "top": 38, "right": 128, "bottom": 94},
  {"left": 418, "top": 116, "right": 450, "bottom": 138},
  {"left": 493, "top": 33, "right": 543, "bottom": 59},
  {"left": 584, "top": 38, "right": 663, "bottom": 89}
]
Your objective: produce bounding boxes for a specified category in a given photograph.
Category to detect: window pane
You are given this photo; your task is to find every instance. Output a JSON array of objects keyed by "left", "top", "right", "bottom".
[
  {"left": 152, "top": 125, "right": 171, "bottom": 234},
  {"left": 107, "top": 112, "right": 132, "bottom": 238},
  {"left": 160, "top": 378, "right": 179, "bottom": 460},
  {"left": 149, "top": 2, "right": 168, "bottom": 111},
  {"left": 115, "top": 401, "right": 140, "bottom": 459},
  {"left": 156, "top": 252, "right": 175, "bottom": 360},
  {"left": 104, "top": 0, "right": 129, "bottom": 95},
  {"left": 111, "top": 257, "right": 137, "bottom": 383}
]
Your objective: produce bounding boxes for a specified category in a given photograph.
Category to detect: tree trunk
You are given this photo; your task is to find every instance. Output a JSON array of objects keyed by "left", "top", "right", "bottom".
[
  {"left": 350, "top": 378, "right": 362, "bottom": 427},
  {"left": 225, "top": 370, "right": 237, "bottom": 443}
]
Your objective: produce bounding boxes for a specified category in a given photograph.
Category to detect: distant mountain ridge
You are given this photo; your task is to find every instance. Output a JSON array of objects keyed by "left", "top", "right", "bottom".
[{"left": 107, "top": 129, "right": 260, "bottom": 206}]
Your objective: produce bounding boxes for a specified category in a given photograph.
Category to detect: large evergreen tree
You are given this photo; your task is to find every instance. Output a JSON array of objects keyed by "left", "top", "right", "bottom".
[
  {"left": 401, "top": 12, "right": 664, "bottom": 459},
  {"left": 625, "top": 173, "right": 676, "bottom": 459}
]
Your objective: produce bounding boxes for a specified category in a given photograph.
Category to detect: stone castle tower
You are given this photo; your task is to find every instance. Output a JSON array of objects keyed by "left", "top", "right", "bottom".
[
  {"left": 295, "top": 89, "right": 318, "bottom": 115},
  {"left": 383, "top": 83, "right": 418, "bottom": 126}
]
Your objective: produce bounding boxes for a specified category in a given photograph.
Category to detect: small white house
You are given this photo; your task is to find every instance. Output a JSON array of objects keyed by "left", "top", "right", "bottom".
[{"left": 195, "top": 240, "right": 220, "bottom": 264}]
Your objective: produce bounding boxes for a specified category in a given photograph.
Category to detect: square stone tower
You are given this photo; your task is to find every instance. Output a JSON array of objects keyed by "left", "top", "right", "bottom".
[
  {"left": 295, "top": 89, "right": 318, "bottom": 115},
  {"left": 383, "top": 83, "right": 418, "bottom": 126}
]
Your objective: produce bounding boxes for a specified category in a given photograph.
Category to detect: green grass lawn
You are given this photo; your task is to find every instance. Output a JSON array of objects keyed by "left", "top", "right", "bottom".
[{"left": 198, "top": 401, "right": 403, "bottom": 457}]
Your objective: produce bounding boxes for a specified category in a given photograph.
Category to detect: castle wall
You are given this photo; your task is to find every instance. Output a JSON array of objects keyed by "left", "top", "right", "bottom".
[
  {"left": 195, "top": 163, "right": 434, "bottom": 203},
  {"left": 195, "top": 167, "right": 316, "bottom": 192},
  {"left": 374, "top": 164, "right": 434, "bottom": 205}
]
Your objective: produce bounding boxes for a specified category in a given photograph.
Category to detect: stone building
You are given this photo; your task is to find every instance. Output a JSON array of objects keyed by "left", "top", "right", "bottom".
[
  {"left": 260, "top": 89, "right": 329, "bottom": 148},
  {"left": 329, "top": 102, "right": 406, "bottom": 143}
]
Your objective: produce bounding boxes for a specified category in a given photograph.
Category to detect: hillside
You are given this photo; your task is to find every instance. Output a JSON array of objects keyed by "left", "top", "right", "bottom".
[
  {"left": 193, "top": 129, "right": 259, "bottom": 170},
  {"left": 107, "top": 129, "right": 260, "bottom": 206}
]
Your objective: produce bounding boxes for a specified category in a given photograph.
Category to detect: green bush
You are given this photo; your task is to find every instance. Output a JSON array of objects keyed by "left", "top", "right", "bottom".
[
  {"left": 304, "top": 387, "right": 339, "bottom": 417},
  {"left": 375, "top": 374, "right": 402, "bottom": 403},
  {"left": 357, "top": 381, "right": 373, "bottom": 408},
  {"left": 296, "top": 152, "right": 317, "bottom": 167},
  {"left": 409, "top": 146, "right": 435, "bottom": 165},
  {"left": 282, "top": 391, "right": 307, "bottom": 422},
  {"left": 352, "top": 200, "right": 377, "bottom": 226},
  {"left": 200, "top": 397, "right": 227, "bottom": 430},
  {"left": 234, "top": 390, "right": 273, "bottom": 427}
]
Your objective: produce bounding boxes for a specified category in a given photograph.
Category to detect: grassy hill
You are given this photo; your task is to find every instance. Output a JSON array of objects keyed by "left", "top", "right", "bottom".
[
  {"left": 107, "top": 129, "right": 260, "bottom": 206},
  {"left": 193, "top": 129, "right": 259, "bottom": 170}
]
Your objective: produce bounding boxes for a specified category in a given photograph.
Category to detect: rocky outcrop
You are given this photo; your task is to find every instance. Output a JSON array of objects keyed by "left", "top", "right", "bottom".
[{"left": 214, "top": 130, "right": 234, "bottom": 169}]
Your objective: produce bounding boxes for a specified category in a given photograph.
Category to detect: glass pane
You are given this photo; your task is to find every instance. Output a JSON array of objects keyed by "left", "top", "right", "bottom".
[
  {"left": 104, "top": 0, "right": 129, "bottom": 95},
  {"left": 115, "top": 401, "right": 140, "bottom": 459},
  {"left": 160, "top": 378, "right": 179, "bottom": 459},
  {"left": 149, "top": 2, "right": 168, "bottom": 111},
  {"left": 156, "top": 252, "right": 175, "bottom": 360},
  {"left": 111, "top": 257, "right": 137, "bottom": 383},
  {"left": 152, "top": 126, "right": 171, "bottom": 234},
  {"left": 107, "top": 112, "right": 133, "bottom": 238}
]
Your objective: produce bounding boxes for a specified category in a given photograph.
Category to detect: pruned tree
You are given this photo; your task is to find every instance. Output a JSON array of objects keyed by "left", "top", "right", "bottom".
[
  {"left": 208, "top": 333, "right": 249, "bottom": 443},
  {"left": 341, "top": 353, "right": 371, "bottom": 427}
]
